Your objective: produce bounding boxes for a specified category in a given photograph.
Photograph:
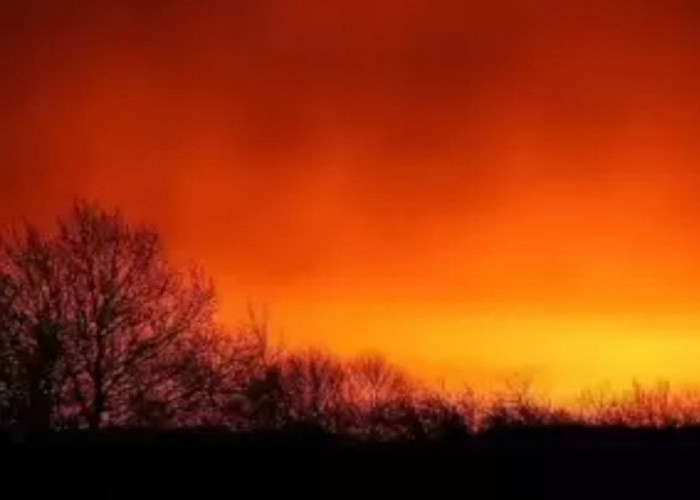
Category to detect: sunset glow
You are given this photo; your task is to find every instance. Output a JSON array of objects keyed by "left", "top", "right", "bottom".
[{"left": 3, "top": 0, "right": 700, "bottom": 401}]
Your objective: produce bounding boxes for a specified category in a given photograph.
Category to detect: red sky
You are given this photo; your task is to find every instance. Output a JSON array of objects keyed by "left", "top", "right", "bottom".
[{"left": 3, "top": 0, "right": 700, "bottom": 399}]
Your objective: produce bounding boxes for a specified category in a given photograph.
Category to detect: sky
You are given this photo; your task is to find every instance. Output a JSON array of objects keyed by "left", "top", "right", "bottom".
[{"left": 2, "top": 0, "right": 700, "bottom": 400}]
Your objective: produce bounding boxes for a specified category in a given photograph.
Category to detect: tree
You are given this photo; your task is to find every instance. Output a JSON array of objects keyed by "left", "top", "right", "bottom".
[
  {"left": 0, "top": 228, "right": 65, "bottom": 429},
  {"left": 345, "top": 354, "right": 411, "bottom": 410},
  {"left": 0, "top": 202, "right": 262, "bottom": 430},
  {"left": 343, "top": 354, "right": 415, "bottom": 439},
  {"left": 243, "top": 348, "right": 348, "bottom": 432}
]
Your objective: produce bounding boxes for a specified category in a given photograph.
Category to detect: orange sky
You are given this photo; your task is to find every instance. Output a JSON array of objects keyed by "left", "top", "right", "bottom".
[{"left": 3, "top": 0, "right": 700, "bottom": 400}]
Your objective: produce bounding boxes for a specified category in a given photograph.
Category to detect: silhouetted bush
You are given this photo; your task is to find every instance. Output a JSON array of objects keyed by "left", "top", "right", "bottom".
[{"left": 482, "top": 378, "right": 573, "bottom": 429}]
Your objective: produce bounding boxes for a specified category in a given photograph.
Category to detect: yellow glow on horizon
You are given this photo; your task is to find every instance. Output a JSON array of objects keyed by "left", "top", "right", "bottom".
[{"left": 224, "top": 301, "right": 700, "bottom": 402}]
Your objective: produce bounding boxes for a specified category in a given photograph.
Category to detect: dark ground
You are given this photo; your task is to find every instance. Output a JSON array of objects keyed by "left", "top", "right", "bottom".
[{"left": 2, "top": 427, "right": 699, "bottom": 497}]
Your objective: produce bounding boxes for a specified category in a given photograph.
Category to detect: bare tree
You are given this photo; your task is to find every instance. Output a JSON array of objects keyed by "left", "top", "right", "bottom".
[
  {"left": 345, "top": 354, "right": 411, "bottom": 409},
  {"left": 0, "top": 202, "right": 262, "bottom": 430},
  {"left": 166, "top": 316, "right": 268, "bottom": 428},
  {"left": 243, "top": 348, "right": 349, "bottom": 432},
  {"left": 343, "top": 354, "right": 417, "bottom": 439},
  {"left": 0, "top": 229, "right": 65, "bottom": 429},
  {"left": 482, "top": 376, "right": 570, "bottom": 429}
]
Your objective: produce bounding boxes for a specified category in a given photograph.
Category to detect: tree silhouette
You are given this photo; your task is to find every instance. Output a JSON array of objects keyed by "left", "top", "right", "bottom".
[
  {"left": 243, "top": 348, "right": 345, "bottom": 431},
  {"left": 0, "top": 202, "right": 260, "bottom": 430}
]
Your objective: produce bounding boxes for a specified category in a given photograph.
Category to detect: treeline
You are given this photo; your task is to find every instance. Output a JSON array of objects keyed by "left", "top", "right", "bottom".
[{"left": 1, "top": 203, "right": 700, "bottom": 438}]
